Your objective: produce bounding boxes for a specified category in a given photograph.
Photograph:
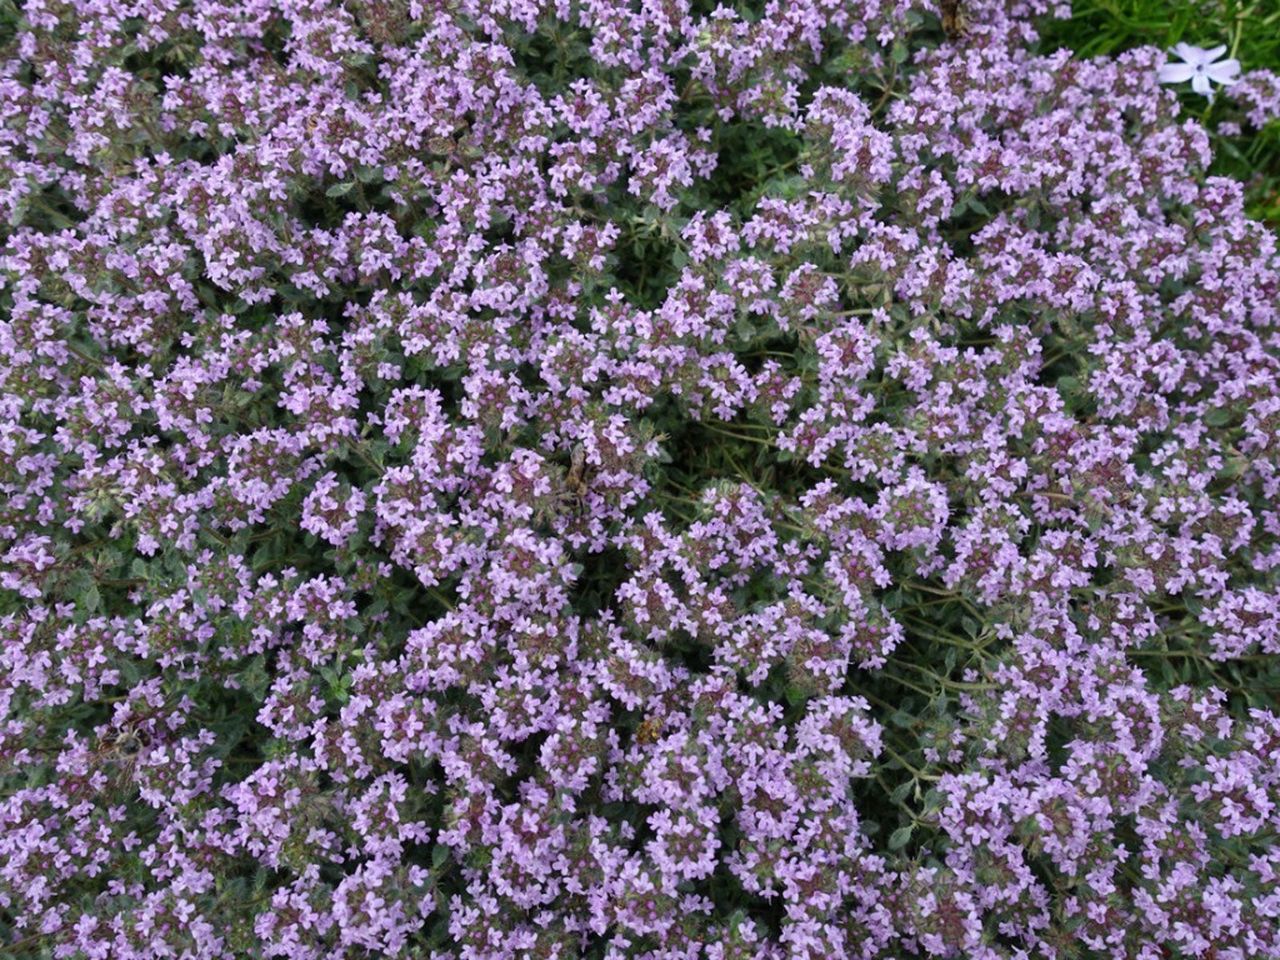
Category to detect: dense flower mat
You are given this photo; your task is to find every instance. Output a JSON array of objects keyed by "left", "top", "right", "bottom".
[{"left": 2, "top": 0, "right": 1280, "bottom": 957}]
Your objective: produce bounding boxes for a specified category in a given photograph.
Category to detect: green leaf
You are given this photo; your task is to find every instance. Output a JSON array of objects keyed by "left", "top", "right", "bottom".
[
  {"left": 326, "top": 181, "right": 356, "bottom": 198},
  {"left": 889, "top": 710, "right": 916, "bottom": 729},
  {"left": 784, "top": 684, "right": 810, "bottom": 706},
  {"left": 66, "top": 569, "right": 99, "bottom": 612},
  {"left": 1203, "top": 406, "right": 1232, "bottom": 427},
  {"left": 888, "top": 825, "right": 913, "bottom": 850}
]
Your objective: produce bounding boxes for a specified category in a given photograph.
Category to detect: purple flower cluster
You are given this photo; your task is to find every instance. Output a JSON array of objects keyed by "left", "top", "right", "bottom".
[{"left": 2, "top": 0, "right": 1280, "bottom": 957}]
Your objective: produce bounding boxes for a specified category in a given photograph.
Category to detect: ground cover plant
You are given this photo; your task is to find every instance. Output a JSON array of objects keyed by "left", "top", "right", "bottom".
[
  {"left": 2, "top": 0, "right": 1280, "bottom": 957},
  {"left": 1040, "top": 0, "right": 1280, "bottom": 225}
]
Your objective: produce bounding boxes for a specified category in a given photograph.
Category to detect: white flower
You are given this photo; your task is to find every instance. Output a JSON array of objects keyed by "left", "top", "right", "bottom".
[{"left": 1158, "top": 43, "right": 1241, "bottom": 99}]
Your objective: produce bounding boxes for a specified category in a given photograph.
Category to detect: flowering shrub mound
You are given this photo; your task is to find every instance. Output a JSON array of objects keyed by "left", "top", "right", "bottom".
[{"left": 4, "top": 0, "right": 1280, "bottom": 957}]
